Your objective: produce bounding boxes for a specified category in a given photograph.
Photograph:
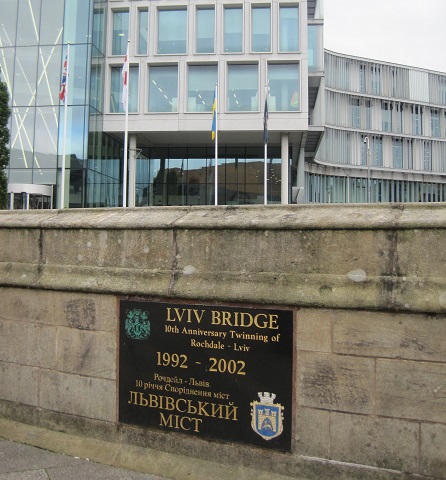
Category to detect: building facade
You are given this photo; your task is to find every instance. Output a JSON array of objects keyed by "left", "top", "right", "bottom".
[
  {"left": 1, "top": 0, "right": 445, "bottom": 208},
  {"left": 2, "top": 0, "right": 323, "bottom": 208},
  {"left": 309, "top": 51, "right": 446, "bottom": 203}
]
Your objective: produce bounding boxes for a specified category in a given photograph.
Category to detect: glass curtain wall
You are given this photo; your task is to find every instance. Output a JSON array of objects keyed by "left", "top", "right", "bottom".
[
  {"left": 134, "top": 146, "right": 282, "bottom": 206},
  {"left": 306, "top": 172, "right": 446, "bottom": 204},
  {"left": 0, "top": 0, "right": 108, "bottom": 208},
  {"left": 2, "top": 0, "right": 64, "bottom": 191}
]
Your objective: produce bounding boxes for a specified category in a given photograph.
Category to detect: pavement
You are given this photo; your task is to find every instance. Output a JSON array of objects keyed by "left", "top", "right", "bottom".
[
  {"left": 0, "top": 418, "right": 298, "bottom": 480},
  {"left": 0, "top": 438, "right": 171, "bottom": 480}
]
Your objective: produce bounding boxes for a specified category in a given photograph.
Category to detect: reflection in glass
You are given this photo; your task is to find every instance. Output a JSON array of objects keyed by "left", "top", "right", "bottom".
[
  {"left": 37, "top": 45, "right": 63, "bottom": 106},
  {"left": 16, "top": 0, "right": 41, "bottom": 46},
  {"left": 196, "top": 8, "right": 214, "bottom": 53},
  {"left": 110, "top": 66, "right": 138, "bottom": 113},
  {"left": 112, "top": 10, "right": 129, "bottom": 55},
  {"left": 279, "top": 6, "right": 299, "bottom": 52},
  {"left": 40, "top": 0, "right": 63, "bottom": 46},
  {"left": 58, "top": 106, "right": 87, "bottom": 162},
  {"left": 138, "top": 9, "right": 149, "bottom": 54},
  {"left": 148, "top": 65, "right": 178, "bottom": 112},
  {"left": 1, "top": 0, "right": 18, "bottom": 47},
  {"left": 188, "top": 65, "right": 217, "bottom": 112},
  {"left": 92, "top": 7, "right": 106, "bottom": 53},
  {"left": 252, "top": 7, "right": 270, "bottom": 52},
  {"left": 308, "top": 25, "right": 320, "bottom": 71},
  {"left": 10, "top": 106, "right": 36, "bottom": 170},
  {"left": 90, "top": 60, "right": 103, "bottom": 112},
  {"left": 8, "top": 169, "right": 33, "bottom": 183},
  {"left": 138, "top": 150, "right": 283, "bottom": 206},
  {"left": 63, "top": 0, "right": 91, "bottom": 45},
  {"left": 227, "top": 64, "right": 258, "bottom": 112},
  {"left": 268, "top": 63, "right": 299, "bottom": 111},
  {"left": 157, "top": 9, "right": 187, "bottom": 54},
  {"left": 34, "top": 106, "right": 59, "bottom": 169},
  {"left": 224, "top": 7, "right": 243, "bottom": 53},
  {"left": 64, "top": 44, "right": 89, "bottom": 106},
  {"left": 14, "top": 47, "right": 38, "bottom": 106},
  {"left": 0, "top": 48, "right": 16, "bottom": 102}
]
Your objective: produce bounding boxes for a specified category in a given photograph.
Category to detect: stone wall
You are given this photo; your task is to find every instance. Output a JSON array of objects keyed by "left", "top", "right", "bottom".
[{"left": 0, "top": 205, "right": 445, "bottom": 479}]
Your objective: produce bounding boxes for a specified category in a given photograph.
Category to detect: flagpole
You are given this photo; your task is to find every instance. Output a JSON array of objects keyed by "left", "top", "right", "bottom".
[
  {"left": 60, "top": 42, "right": 70, "bottom": 209},
  {"left": 263, "top": 83, "right": 268, "bottom": 206},
  {"left": 122, "top": 40, "right": 130, "bottom": 208},
  {"left": 214, "top": 85, "right": 218, "bottom": 206}
]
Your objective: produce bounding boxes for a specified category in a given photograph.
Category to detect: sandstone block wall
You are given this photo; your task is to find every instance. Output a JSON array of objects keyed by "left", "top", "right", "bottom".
[{"left": 0, "top": 204, "right": 445, "bottom": 479}]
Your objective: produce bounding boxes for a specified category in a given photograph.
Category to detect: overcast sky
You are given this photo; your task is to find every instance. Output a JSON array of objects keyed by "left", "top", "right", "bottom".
[{"left": 324, "top": 0, "right": 446, "bottom": 73}]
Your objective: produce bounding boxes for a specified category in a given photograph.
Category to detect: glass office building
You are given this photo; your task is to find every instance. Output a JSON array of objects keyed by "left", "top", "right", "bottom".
[
  {"left": 309, "top": 51, "right": 446, "bottom": 203},
  {"left": 3, "top": 0, "right": 444, "bottom": 208},
  {"left": 1, "top": 0, "right": 324, "bottom": 208}
]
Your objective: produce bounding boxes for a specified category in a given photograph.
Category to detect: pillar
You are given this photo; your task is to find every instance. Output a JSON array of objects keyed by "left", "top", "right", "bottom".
[{"left": 281, "top": 133, "right": 289, "bottom": 204}]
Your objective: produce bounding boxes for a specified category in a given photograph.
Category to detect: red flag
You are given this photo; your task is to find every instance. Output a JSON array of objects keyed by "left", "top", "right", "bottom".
[
  {"left": 59, "top": 50, "right": 68, "bottom": 102},
  {"left": 121, "top": 44, "right": 129, "bottom": 112}
]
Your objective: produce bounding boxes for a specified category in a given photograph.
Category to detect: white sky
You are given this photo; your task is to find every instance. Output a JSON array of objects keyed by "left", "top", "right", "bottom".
[{"left": 324, "top": 0, "right": 446, "bottom": 73}]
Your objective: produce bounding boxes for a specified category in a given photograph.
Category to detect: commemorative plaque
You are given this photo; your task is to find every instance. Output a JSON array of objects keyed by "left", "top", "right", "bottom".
[{"left": 119, "top": 300, "right": 294, "bottom": 452}]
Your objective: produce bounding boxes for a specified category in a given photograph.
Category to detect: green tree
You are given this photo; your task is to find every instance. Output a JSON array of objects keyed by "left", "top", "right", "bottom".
[{"left": 0, "top": 81, "right": 11, "bottom": 209}]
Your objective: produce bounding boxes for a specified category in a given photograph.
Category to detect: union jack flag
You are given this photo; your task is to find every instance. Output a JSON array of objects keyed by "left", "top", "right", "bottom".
[{"left": 59, "top": 50, "right": 68, "bottom": 102}]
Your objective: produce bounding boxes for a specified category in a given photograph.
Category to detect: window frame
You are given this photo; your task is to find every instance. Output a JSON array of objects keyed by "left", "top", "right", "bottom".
[{"left": 157, "top": 7, "right": 188, "bottom": 55}]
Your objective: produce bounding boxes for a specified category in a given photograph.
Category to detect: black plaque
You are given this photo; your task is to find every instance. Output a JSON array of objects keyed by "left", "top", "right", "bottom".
[{"left": 119, "top": 300, "right": 294, "bottom": 452}]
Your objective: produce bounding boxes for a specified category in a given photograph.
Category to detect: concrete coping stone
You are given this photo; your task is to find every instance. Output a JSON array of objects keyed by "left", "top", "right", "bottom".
[{"left": 1, "top": 203, "right": 445, "bottom": 231}]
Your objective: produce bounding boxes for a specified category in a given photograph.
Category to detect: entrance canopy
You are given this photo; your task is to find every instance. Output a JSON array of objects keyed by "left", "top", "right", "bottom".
[{"left": 7, "top": 183, "right": 54, "bottom": 210}]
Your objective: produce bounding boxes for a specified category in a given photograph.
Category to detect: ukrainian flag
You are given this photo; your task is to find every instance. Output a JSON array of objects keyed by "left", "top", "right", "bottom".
[{"left": 211, "top": 86, "right": 217, "bottom": 140}]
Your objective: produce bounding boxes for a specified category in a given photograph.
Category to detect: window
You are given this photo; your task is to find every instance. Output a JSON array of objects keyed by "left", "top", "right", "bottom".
[
  {"left": 188, "top": 65, "right": 217, "bottom": 112},
  {"left": 268, "top": 63, "right": 299, "bottom": 111},
  {"left": 279, "top": 5, "right": 298, "bottom": 52},
  {"left": 361, "top": 136, "right": 368, "bottom": 166},
  {"left": 158, "top": 9, "right": 187, "bottom": 54},
  {"left": 227, "top": 64, "right": 258, "bottom": 112},
  {"left": 440, "top": 78, "right": 446, "bottom": 105},
  {"left": 112, "top": 10, "right": 129, "bottom": 55},
  {"left": 308, "top": 25, "right": 320, "bottom": 71},
  {"left": 350, "top": 98, "right": 360, "bottom": 128},
  {"left": 431, "top": 109, "right": 440, "bottom": 137},
  {"left": 148, "top": 65, "right": 178, "bottom": 112},
  {"left": 382, "top": 102, "right": 392, "bottom": 132},
  {"left": 412, "top": 105, "right": 423, "bottom": 135},
  {"left": 360, "top": 65, "right": 367, "bottom": 93},
  {"left": 371, "top": 65, "right": 381, "bottom": 95},
  {"left": 224, "top": 7, "right": 243, "bottom": 53},
  {"left": 252, "top": 6, "right": 270, "bottom": 52},
  {"left": 138, "top": 9, "right": 148, "bottom": 55},
  {"left": 365, "top": 100, "right": 372, "bottom": 129},
  {"left": 196, "top": 7, "right": 215, "bottom": 53},
  {"left": 372, "top": 136, "right": 383, "bottom": 166},
  {"left": 392, "top": 138, "right": 403, "bottom": 169},
  {"left": 424, "top": 141, "right": 432, "bottom": 171},
  {"left": 393, "top": 103, "right": 403, "bottom": 134},
  {"left": 110, "top": 66, "right": 138, "bottom": 113}
]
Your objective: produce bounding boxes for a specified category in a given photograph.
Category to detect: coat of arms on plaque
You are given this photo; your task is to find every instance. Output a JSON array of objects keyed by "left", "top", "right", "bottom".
[
  {"left": 250, "top": 392, "right": 284, "bottom": 440},
  {"left": 125, "top": 309, "right": 151, "bottom": 340}
]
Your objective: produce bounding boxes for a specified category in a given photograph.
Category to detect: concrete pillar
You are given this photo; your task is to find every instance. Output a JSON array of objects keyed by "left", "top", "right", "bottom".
[
  {"left": 281, "top": 133, "right": 289, "bottom": 204},
  {"left": 128, "top": 135, "right": 137, "bottom": 208},
  {"left": 296, "top": 144, "right": 305, "bottom": 204}
]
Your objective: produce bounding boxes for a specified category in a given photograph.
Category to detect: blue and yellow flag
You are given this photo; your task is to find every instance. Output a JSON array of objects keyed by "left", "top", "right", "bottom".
[{"left": 211, "top": 86, "right": 217, "bottom": 140}]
